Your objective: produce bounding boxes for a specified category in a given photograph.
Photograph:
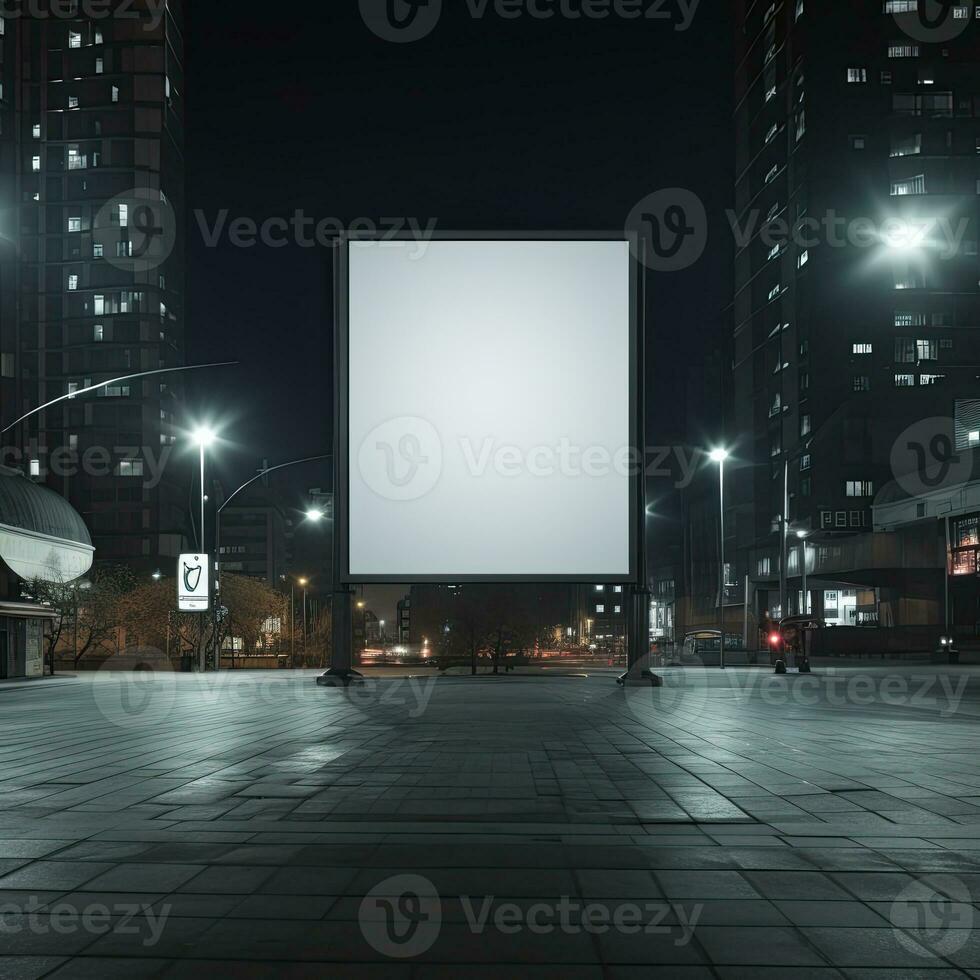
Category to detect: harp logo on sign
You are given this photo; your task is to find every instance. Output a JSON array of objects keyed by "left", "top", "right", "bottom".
[{"left": 178, "top": 554, "right": 210, "bottom": 612}]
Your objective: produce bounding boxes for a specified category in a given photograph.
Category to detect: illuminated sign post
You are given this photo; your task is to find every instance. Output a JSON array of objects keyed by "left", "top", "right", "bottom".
[{"left": 178, "top": 553, "right": 211, "bottom": 612}]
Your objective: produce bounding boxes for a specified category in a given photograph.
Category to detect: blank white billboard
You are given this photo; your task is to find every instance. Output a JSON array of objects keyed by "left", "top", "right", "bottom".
[{"left": 344, "top": 237, "right": 635, "bottom": 581}]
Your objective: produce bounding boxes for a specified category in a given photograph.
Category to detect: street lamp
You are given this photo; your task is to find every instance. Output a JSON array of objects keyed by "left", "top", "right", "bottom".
[
  {"left": 796, "top": 530, "right": 810, "bottom": 615},
  {"left": 191, "top": 426, "right": 217, "bottom": 551},
  {"left": 305, "top": 508, "right": 325, "bottom": 522},
  {"left": 709, "top": 448, "right": 730, "bottom": 669},
  {"left": 299, "top": 577, "right": 310, "bottom": 645}
]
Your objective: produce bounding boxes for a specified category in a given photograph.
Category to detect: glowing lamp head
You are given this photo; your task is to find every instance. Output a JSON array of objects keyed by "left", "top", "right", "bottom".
[
  {"left": 192, "top": 426, "right": 217, "bottom": 448},
  {"left": 305, "top": 508, "right": 325, "bottom": 522},
  {"left": 709, "top": 448, "right": 730, "bottom": 464},
  {"left": 796, "top": 529, "right": 808, "bottom": 540},
  {"left": 769, "top": 633, "right": 781, "bottom": 646}
]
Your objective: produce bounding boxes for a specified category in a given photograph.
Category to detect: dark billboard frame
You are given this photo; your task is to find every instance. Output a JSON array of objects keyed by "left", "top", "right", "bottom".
[{"left": 336, "top": 230, "right": 642, "bottom": 586}]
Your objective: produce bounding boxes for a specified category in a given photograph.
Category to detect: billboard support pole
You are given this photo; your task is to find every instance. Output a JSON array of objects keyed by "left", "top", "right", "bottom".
[
  {"left": 320, "top": 242, "right": 362, "bottom": 687},
  {"left": 626, "top": 237, "right": 651, "bottom": 675}
]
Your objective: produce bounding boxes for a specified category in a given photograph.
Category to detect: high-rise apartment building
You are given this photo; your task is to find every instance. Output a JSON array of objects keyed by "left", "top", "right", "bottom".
[
  {"left": 0, "top": 1, "right": 186, "bottom": 566},
  {"left": 731, "top": 0, "right": 979, "bottom": 625}
]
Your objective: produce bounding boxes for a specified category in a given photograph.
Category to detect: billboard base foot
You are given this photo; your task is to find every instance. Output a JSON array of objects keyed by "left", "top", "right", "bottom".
[
  {"left": 616, "top": 668, "right": 663, "bottom": 688},
  {"left": 316, "top": 668, "right": 365, "bottom": 688}
]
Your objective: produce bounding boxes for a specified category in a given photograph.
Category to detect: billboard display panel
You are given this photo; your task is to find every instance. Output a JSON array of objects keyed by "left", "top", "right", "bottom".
[{"left": 343, "top": 235, "right": 636, "bottom": 582}]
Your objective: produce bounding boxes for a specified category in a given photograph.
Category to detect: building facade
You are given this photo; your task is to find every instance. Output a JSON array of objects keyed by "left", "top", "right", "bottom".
[
  {"left": 731, "top": 0, "right": 980, "bottom": 625},
  {"left": 0, "top": 1, "right": 186, "bottom": 568}
]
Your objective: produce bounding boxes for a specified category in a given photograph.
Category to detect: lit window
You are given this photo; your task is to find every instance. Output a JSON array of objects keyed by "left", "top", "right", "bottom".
[
  {"left": 31, "top": 155, "right": 40, "bottom": 172},
  {"left": 890, "top": 134, "right": 922, "bottom": 157},
  {"left": 95, "top": 58, "right": 104, "bottom": 75},
  {"left": 895, "top": 373, "right": 916, "bottom": 387},
  {"left": 112, "top": 85, "right": 120, "bottom": 103},
  {"left": 117, "top": 460, "right": 144, "bottom": 477},
  {"left": 32, "top": 123, "right": 40, "bottom": 139},
  {"left": 67, "top": 217, "right": 81, "bottom": 232},
  {"left": 95, "top": 30, "right": 103, "bottom": 44},
  {"left": 917, "top": 339, "right": 937, "bottom": 361},
  {"left": 895, "top": 311, "right": 925, "bottom": 327},
  {"left": 852, "top": 343, "right": 872, "bottom": 354},
  {"left": 920, "top": 373, "right": 946, "bottom": 385},
  {"left": 849, "top": 135, "right": 866, "bottom": 150},
  {"left": 93, "top": 244, "right": 103, "bottom": 257},
  {"left": 798, "top": 249, "right": 809, "bottom": 268},
  {"left": 800, "top": 454, "right": 812, "bottom": 471},
  {"left": 30, "top": 459, "right": 40, "bottom": 477},
  {"left": 891, "top": 175, "right": 926, "bottom": 196},
  {"left": 888, "top": 44, "right": 919, "bottom": 58},
  {"left": 93, "top": 324, "right": 104, "bottom": 342},
  {"left": 845, "top": 481, "right": 874, "bottom": 497},
  {"left": 800, "top": 414, "right": 812, "bottom": 436},
  {"left": 594, "top": 585, "right": 604, "bottom": 592},
  {"left": 67, "top": 382, "right": 79, "bottom": 398},
  {"left": 68, "top": 95, "right": 79, "bottom": 110},
  {"left": 847, "top": 68, "right": 868, "bottom": 83},
  {"left": 67, "top": 274, "right": 79, "bottom": 291},
  {"left": 93, "top": 295, "right": 105, "bottom": 315},
  {"left": 69, "top": 31, "right": 81, "bottom": 48},
  {"left": 596, "top": 605, "right": 605, "bottom": 614},
  {"left": 117, "top": 204, "right": 128, "bottom": 227},
  {"left": 853, "top": 375, "right": 871, "bottom": 391}
]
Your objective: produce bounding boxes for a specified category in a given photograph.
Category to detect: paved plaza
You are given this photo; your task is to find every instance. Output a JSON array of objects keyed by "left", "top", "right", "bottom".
[{"left": 0, "top": 665, "right": 979, "bottom": 976}]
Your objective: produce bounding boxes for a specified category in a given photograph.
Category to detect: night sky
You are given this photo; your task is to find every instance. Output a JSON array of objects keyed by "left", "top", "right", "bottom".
[{"left": 182, "top": 2, "right": 735, "bottom": 617}]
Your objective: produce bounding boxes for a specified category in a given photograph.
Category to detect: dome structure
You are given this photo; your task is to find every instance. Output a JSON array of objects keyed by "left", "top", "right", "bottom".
[{"left": 0, "top": 466, "right": 94, "bottom": 582}]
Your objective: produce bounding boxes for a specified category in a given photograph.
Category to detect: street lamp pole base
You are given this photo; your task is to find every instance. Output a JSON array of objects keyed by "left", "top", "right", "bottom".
[{"left": 316, "top": 667, "right": 365, "bottom": 688}]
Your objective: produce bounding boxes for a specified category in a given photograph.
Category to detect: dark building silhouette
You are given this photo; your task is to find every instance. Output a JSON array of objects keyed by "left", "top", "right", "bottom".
[
  {"left": 0, "top": 2, "right": 186, "bottom": 567},
  {"left": 730, "top": 0, "right": 980, "bottom": 626}
]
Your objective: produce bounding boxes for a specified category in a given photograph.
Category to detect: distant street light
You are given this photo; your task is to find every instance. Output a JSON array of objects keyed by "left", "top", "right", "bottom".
[
  {"left": 796, "top": 529, "right": 810, "bottom": 615},
  {"left": 709, "top": 448, "right": 730, "bottom": 669},
  {"left": 305, "top": 508, "right": 326, "bottom": 522}
]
